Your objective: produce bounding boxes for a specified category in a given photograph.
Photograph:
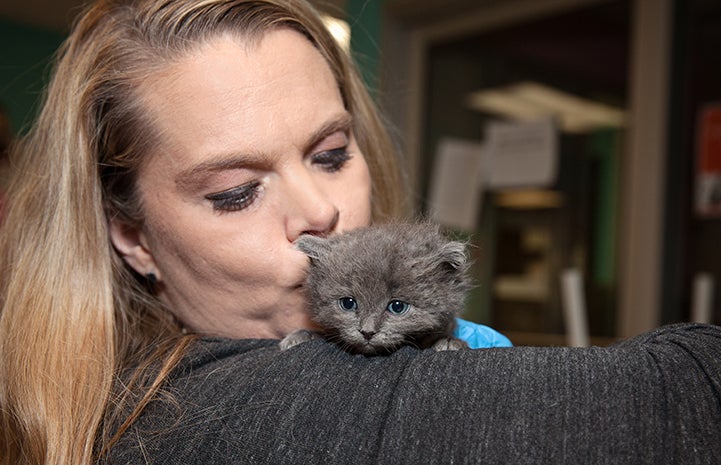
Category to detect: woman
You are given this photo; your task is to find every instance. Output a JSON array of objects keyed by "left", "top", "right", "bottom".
[
  {"left": 1, "top": 0, "right": 719, "bottom": 464},
  {"left": 2, "top": 0, "right": 403, "bottom": 460}
]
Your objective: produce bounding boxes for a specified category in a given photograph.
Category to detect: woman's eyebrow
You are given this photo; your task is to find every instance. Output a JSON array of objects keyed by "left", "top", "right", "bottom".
[
  {"left": 174, "top": 112, "right": 353, "bottom": 192},
  {"left": 174, "top": 152, "right": 266, "bottom": 193},
  {"left": 302, "top": 112, "right": 353, "bottom": 153}
]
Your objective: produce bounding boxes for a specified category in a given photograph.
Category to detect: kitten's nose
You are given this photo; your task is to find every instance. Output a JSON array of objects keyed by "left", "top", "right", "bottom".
[{"left": 360, "top": 330, "right": 376, "bottom": 341}]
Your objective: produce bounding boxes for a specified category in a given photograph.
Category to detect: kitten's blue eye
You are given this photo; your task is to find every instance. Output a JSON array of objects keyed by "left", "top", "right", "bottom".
[
  {"left": 338, "top": 297, "right": 358, "bottom": 311},
  {"left": 387, "top": 300, "right": 410, "bottom": 315}
]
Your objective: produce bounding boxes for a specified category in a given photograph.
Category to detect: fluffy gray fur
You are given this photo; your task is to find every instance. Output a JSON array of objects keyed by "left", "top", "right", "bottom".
[{"left": 280, "top": 222, "right": 473, "bottom": 355}]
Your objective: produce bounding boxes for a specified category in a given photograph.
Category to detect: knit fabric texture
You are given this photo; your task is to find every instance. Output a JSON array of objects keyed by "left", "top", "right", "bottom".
[{"left": 105, "top": 323, "right": 721, "bottom": 464}]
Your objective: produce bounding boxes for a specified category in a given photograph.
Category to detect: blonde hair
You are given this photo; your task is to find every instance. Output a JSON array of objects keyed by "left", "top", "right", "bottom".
[{"left": 0, "top": 0, "right": 404, "bottom": 463}]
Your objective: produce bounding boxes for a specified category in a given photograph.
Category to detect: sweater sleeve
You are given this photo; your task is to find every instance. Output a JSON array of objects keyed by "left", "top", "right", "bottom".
[
  {"left": 380, "top": 323, "right": 721, "bottom": 464},
  {"left": 105, "top": 323, "right": 721, "bottom": 464}
]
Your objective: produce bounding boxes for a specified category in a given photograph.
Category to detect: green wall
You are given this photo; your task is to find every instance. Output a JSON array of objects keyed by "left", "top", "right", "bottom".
[
  {"left": 346, "top": 0, "right": 383, "bottom": 95},
  {"left": 0, "top": 19, "right": 65, "bottom": 135}
]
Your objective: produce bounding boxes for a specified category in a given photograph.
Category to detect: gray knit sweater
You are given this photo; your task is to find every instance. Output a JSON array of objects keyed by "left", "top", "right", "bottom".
[{"left": 106, "top": 323, "right": 721, "bottom": 464}]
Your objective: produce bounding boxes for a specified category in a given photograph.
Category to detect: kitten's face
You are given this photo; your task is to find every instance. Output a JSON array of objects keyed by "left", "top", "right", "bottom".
[{"left": 297, "top": 223, "right": 471, "bottom": 354}]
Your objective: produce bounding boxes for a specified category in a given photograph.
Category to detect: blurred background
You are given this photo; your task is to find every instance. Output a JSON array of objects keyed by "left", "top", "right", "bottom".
[{"left": 1, "top": 0, "right": 720, "bottom": 345}]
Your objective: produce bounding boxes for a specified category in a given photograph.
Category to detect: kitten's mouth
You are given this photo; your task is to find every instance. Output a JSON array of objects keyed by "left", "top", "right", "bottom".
[
  {"left": 354, "top": 343, "right": 377, "bottom": 355},
  {"left": 356, "top": 344, "right": 392, "bottom": 356},
  {"left": 353, "top": 339, "right": 389, "bottom": 355}
]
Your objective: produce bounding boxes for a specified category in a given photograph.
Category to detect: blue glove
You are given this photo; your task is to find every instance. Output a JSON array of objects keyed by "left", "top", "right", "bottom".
[{"left": 454, "top": 318, "right": 513, "bottom": 348}]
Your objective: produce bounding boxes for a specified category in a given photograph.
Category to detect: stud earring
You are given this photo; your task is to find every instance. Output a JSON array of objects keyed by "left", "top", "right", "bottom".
[{"left": 146, "top": 272, "right": 158, "bottom": 285}]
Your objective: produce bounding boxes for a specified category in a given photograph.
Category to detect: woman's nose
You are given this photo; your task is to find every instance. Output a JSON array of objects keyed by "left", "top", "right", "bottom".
[{"left": 284, "top": 170, "right": 339, "bottom": 241}]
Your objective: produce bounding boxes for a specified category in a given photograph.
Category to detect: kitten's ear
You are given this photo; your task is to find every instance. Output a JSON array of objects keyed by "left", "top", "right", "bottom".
[
  {"left": 439, "top": 241, "right": 468, "bottom": 270},
  {"left": 295, "top": 235, "right": 332, "bottom": 261}
]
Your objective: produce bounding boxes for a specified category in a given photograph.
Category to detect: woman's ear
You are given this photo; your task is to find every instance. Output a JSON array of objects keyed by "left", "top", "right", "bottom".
[{"left": 108, "top": 218, "right": 159, "bottom": 278}]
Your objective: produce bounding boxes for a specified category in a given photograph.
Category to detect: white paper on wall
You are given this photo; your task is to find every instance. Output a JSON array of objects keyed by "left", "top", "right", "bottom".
[
  {"left": 427, "top": 137, "right": 486, "bottom": 231},
  {"left": 485, "top": 117, "right": 558, "bottom": 189}
]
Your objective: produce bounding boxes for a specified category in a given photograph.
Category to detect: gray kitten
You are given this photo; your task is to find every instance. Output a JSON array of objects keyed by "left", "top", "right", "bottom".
[{"left": 280, "top": 222, "right": 472, "bottom": 355}]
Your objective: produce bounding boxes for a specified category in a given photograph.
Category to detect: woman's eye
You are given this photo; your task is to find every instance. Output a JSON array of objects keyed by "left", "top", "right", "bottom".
[
  {"left": 312, "top": 148, "right": 352, "bottom": 173},
  {"left": 338, "top": 297, "right": 358, "bottom": 311},
  {"left": 387, "top": 300, "right": 411, "bottom": 315},
  {"left": 205, "top": 181, "right": 261, "bottom": 212}
]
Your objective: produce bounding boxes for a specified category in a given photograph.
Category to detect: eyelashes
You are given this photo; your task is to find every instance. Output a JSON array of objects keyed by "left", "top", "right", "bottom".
[
  {"left": 312, "top": 147, "right": 352, "bottom": 173},
  {"left": 205, "top": 147, "right": 353, "bottom": 213},
  {"left": 205, "top": 181, "right": 262, "bottom": 212}
]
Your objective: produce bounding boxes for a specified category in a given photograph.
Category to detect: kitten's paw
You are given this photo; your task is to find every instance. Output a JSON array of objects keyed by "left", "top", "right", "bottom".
[
  {"left": 279, "top": 329, "right": 322, "bottom": 351},
  {"left": 431, "top": 337, "right": 468, "bottom": 351}
]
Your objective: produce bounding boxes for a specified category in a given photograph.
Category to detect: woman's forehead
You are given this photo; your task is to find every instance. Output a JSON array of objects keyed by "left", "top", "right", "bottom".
[{"left": 134, "top": 29, "right": 346, "bottom": 178}]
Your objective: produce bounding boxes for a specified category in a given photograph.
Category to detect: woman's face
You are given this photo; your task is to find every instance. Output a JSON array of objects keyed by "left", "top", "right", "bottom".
[{"left": 110, "top": 29, "right": 372, "bottom": 339}]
